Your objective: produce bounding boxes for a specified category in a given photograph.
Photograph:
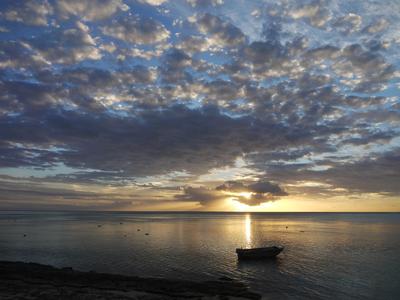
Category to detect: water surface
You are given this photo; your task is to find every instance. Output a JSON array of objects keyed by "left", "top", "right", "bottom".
[{"left": 1, "top": 211, "right": 399, "bottom": 299}]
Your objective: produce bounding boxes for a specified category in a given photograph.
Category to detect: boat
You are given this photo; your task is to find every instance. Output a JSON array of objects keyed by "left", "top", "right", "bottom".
[{"left": 236, "top": 246, "right": 284, "bottom": 259}]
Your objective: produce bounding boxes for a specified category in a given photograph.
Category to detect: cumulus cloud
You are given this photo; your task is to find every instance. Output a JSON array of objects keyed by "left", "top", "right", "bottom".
[
  {"left": 177, "top": 36, "right": 213, "bottom": 53},
  {"left": 138, "top": 0, "right": 168, "bottom": 5},
  {"left": 288, "top": 0, "right": 331, "bottom": 28},
  {"left": 0, "top": 41, "right": 49, "bottom": 69},
  {"left": 102, "top": 15, "right": 170, "bottom": 44},
  {"left": 56, "top": 0, "right": 129, "bottom": 21},
  {"left": 27, "top": 21, "right": 102, "bottom": 64},
  {"left": 186, "top": 0, "right": 223, "bottom": 8},
  {"left": 362, "top": 19, "right": 390, "bottom": 34},
  {"left": 191, "top": 13, "right": 246, "bottom": 47},
  {"left": 333, "top": 44, "right": 395, "bottom": 92},
  {"left": 333, "top": 13, "right": 362, "bottom": 35},
  {"left": 1, "top": 0, "right": 53, "bottom": 26}
]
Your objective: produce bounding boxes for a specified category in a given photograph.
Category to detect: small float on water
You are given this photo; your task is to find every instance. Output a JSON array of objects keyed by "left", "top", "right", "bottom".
[{"left": 236, "top": 246, "right": 284, "bottom": 259}]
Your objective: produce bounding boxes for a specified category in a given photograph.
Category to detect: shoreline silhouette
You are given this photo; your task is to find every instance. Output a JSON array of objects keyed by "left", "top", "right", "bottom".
[{"left": 0, "top": 261, "right": 261, "bottom": 299}]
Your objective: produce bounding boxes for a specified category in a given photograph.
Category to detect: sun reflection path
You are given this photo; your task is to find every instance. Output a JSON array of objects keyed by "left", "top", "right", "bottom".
[{"left": 245, "top": 213, "right": 252, "bottom": 248}]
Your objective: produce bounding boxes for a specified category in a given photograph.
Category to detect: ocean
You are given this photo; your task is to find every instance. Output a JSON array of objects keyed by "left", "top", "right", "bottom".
[{"left": 1, "top": 211, "right": 399, "bottom": 299}]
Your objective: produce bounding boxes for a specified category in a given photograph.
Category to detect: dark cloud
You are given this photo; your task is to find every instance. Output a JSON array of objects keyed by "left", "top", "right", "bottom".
[
  {"left": 216, "top": 180, "right": 285, "bottom": 195},
  {"left": 186, "top": 0, "right": 223, "bottom": 8},
  {"left": 177, "top": 179, "right": 288, "bottom": 207},
  {"left": 1, "top": 0, "right": 53, "bottom": 26},
  {"left": 0, "top": 178, "right": 135, "bottom": 210},
  {"left": 0, "top": 105, "right": 305, "bottom": 179},
  {"left": 216, "top": 180, "right": 288, "bottom": 206},
  {"left": 159, "top": 48, "right": 193, "bottom": 83},
  {"left": 193, "top": 13, "right": 246, "bottom": 47},
  {"left": 0, "top": 40, "right": 48, "bottom": 69},
  {"left": 101, "top": 15, "right": 170, "bottom": 44},
  {"left": 28, "top": 21, "right": 101, "bottom": 64},
  {"left": 175, "top": 186, "right": 222, "bottom": 205},
  {"left": 319, "top": 150, "right": 400, "bottom": 195},
  {"left": 334, "top": 44, "right": 395, "bottom": 92},
  {"left": 249, "top": 148, "right": 400, "bottom": 196},
  {"left": 177, "top": 35, "right": 212, "bottom": 54},
  {"left": 332, "top": 13, "right": 362, "bottom": 35},
  {"left": 362, "top": 19, "right": 389, "bottom": 34}
]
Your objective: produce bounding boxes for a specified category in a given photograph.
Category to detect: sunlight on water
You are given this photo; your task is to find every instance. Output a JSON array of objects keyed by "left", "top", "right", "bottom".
[{"left": 245, "top": 213, "right": 252, "bottom": 248}]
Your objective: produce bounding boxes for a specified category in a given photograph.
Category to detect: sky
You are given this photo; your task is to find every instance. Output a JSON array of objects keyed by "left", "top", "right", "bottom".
[{"left": 0, "top": 0, "right": 399, "bottom": 212}]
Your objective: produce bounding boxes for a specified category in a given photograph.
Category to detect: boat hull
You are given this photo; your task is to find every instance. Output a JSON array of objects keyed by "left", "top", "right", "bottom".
[{"left": 236, "top": 246, "right": 283, "bottom": 259}]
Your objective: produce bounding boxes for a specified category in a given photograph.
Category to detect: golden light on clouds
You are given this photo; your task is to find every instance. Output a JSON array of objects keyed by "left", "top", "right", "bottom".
[{"left": 230, "top": 198, "right": 275, "bottom": 212}]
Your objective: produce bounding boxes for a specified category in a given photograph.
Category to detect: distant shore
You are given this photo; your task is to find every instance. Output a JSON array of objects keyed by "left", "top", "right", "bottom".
[{"left": 0, "top": 261, "right": 261, "bottom": 299}]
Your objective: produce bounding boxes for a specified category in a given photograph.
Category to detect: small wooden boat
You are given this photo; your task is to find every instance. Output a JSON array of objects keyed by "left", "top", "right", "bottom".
[{"left": 236, "top": 246, "right": 284, "bottom": 259}]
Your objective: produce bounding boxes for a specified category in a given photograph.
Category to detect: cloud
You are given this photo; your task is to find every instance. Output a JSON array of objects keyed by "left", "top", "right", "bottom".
[
  {"left": 0, "top": 178, "right": 135, "bottom": 210},
  {"left": 159, "top": 48, "right": 193, "bottom": 83},
  {"left": 0, "top": 104, "right": 303, "bottom": 179},
  {"left": 102, "top": 15, "right": 170, "bottom": 44},
  {"left": 247, "top": 145, "right": 400, "bottom": 197},
  {"left": 177, "top": 179, "right": 288, "bottom": 207},
  {"left": 175, "top": 186, "right": 223, "bottom": 205},
  {"left": 319, "top": 150, "right": 400, "bottom": 195},
  {"left": 1, "top": 0, "right": 53, "bottom": 26},
  {"left": 362, "top": 19, "right": 390, "bottom": 34},
  {"left": 216, "top": 180, "right": 288, "bottom": 205},
  {"left": 0, "top": 40, "right": 49, "bottom": 69},
  {"left": 191, "top": 13, "right": 246, "bottom": 47},
  {"left": 186, "top": 0, "right": 223, "bottom": 8},
  {"left": 139, "top": 0, "right": 167, "bottom": 5},
  {"left": 333, "top": 13, "right": 362, "bottom": 35},
  {"left": 246, "top": 181, "right": 288, "bottom": 195},
  {"left": 333, "top": 44, "right": 395, "bottom": 92},
  {"left": 27, "top": 21, "right": 102, "bottom": 64},
  {"left": 177, "top": 36, "right": 212, "bottom": 53},
  {"left": 288, "top": 0, "right": 331, "bottom": 28},
  {"left": 56, "top": 0, "right": 129, "bottom": 21}
]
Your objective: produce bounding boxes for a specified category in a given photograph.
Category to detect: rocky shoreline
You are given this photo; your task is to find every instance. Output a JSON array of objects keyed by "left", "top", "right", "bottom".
[{"left": 0, "top": 261, "right": 261, "bottom": 299}]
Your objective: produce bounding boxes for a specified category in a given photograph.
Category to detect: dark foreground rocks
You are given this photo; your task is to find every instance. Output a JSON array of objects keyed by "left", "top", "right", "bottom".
[{"left": 0, "top": 261, "right": 261, "bottom": 299}]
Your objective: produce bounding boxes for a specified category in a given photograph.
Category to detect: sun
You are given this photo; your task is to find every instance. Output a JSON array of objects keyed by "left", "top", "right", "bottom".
[
  {"left": 230, "top": 198, "right": 251, "bottom": 211},
  {"left": 229, "top": 195, "right": 276, "bottom": 212},
  {"left": 237, "top": 192, "right": 253, "bottom": 199}
]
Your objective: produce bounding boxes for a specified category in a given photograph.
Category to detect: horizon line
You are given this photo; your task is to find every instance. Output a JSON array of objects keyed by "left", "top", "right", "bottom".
[{"left": 1, "top": 210, "right": 399, "bottom": 214}]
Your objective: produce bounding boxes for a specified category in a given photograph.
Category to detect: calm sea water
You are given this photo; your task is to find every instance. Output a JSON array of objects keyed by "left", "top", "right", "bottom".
[{"left": 0, "top": 211, "right": 399, "bottom": 299}]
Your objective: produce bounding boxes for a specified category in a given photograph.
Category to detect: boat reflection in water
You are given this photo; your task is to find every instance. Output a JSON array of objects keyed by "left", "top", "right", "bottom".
[
  {"left": 238, "top": 214, "right": 284, "bottom": 260},
  {"left": 236, "top": 246, "right": 284, "bottom": 260}
]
